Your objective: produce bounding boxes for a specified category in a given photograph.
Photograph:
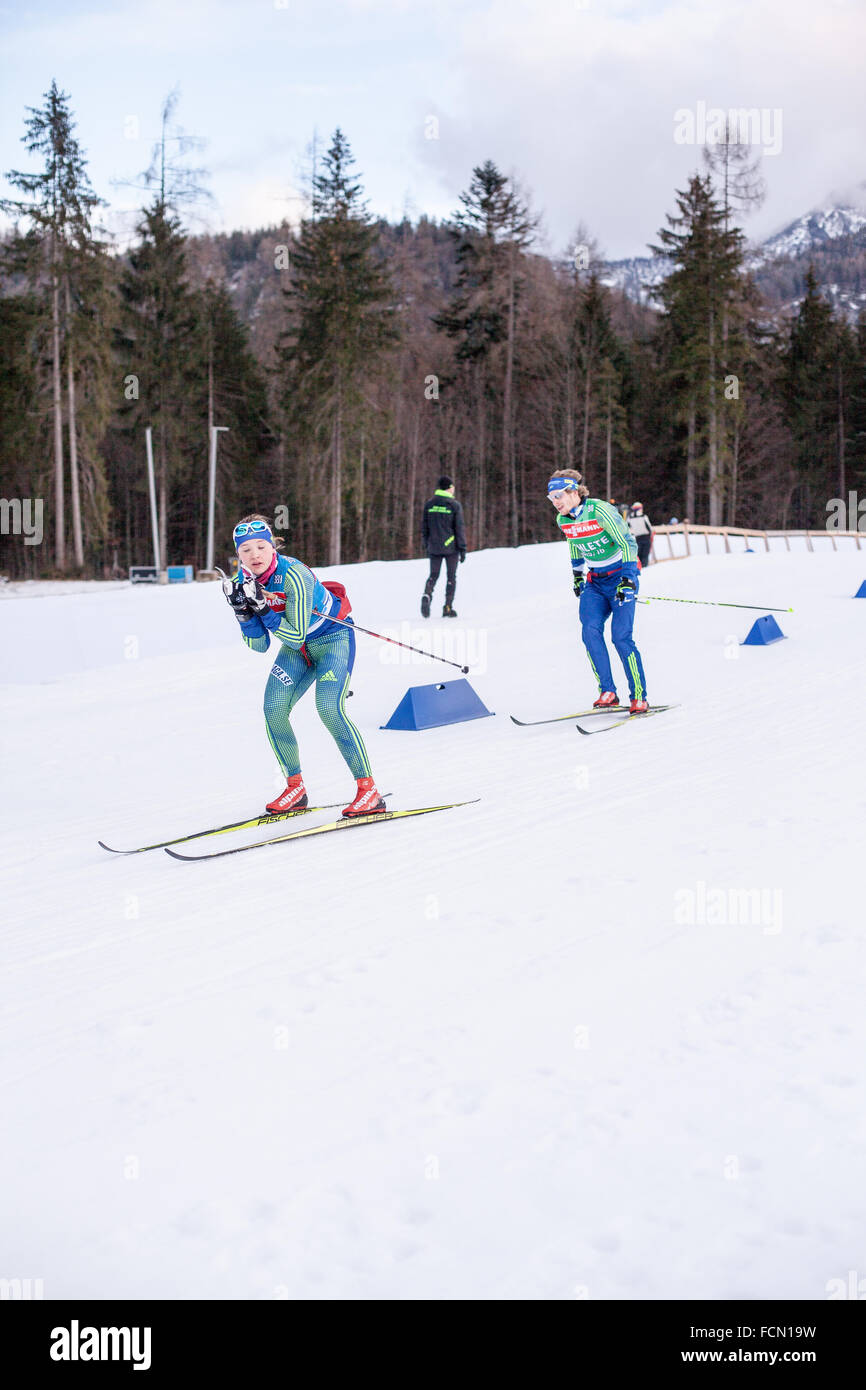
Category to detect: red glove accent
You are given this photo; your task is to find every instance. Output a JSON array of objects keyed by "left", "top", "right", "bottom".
[{"left": 637, "top": 559, "right": 642, "bottom": 572}]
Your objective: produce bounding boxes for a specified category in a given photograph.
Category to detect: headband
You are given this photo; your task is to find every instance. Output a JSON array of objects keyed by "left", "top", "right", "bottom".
[
  {"left": 548, "top": 478, "right": 579, "bottom": 494},
  {"left": 233, "top": 520, "right": 273, "bottom": 549}
]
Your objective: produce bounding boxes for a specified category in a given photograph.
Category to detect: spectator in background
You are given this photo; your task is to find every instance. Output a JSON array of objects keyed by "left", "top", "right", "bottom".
[
  {"left": 628, "top": 502, "right": 653, "bottom": 567},
  {"left": 421, "top": 475, "right": 467, "bottom": 618}
]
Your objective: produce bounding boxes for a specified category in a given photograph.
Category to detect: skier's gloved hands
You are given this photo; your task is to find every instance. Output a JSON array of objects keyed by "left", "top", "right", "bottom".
[
  {"left": 240, "top": 575, "right": 269, "bottom": 614},
  {"left": 220, "top": 572, "right": 254, "bottom": 625},
  {"left": 573, "top": 572, "right": 586, "bottom": 598},
  {"left": 459, "top": 549, "right": 466, "bottom": 564},
  {"left": 615, "top": 576, "right": 637, "bottom": 606},
  {"left": 240, "top": 574, "right": 283, "bottom": 632}
]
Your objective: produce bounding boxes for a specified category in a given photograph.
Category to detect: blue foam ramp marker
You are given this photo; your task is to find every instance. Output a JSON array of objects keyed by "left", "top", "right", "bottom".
[
  {"left": 742, "top": 614, "right": 786, "bottom": 646},
  {"left": 381, "top": 678, "right": 494, "bottom": 730},
  {"left": 854, "top": 580, "right": 866, "bottom": 598}
]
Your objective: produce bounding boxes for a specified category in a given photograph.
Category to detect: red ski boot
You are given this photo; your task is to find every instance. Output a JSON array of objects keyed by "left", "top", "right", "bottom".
[
  {"left": 342, "top": 777, "right": 387, "bottom": 818},
  {"left": 593, "top": 691, "right": 620, "bottom": 709},
  {"left": 629, "top": 699, "right": 649, "bottom": 714},
  {"left": 266, "top": 774, "right": 308, "bottom": 814}
]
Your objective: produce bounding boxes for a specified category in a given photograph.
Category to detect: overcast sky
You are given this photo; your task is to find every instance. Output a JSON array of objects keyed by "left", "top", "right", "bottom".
[{"left": 1, "top": 0, "right": 864, "bottom": 259}]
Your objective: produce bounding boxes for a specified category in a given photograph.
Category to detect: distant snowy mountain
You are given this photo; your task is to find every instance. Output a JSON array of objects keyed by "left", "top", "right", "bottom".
[
  {"left": 598, "top": 254, "right": 671, "bottom": 303},
  {"left": 757, "top": 205, "right": 866, "bottom": 261},
  {"left": 600, "top": 203, "right": 866, "bottom": 320}
]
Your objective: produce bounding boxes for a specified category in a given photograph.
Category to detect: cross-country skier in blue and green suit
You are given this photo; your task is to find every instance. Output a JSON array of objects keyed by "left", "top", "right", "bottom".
[
  {"left": 221, "top": 513, "right": 386, "bottom": 818},
  {"left": 548, "top": 470, "right": 649, "bottom": 712}
]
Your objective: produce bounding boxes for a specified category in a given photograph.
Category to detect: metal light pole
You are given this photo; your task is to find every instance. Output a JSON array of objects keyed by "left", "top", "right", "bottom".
[
  {"left": 206, "top": 426, "right": 229, "bottom": 572},
  {"left": 144, "top": 427, "right": 161, "bottom": 570}
]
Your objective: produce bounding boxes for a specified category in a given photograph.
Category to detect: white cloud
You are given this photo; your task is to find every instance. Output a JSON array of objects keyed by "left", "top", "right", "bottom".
[
  {"left": 217, "top": 175, "right": 307, "bottom": 233},
  {"left": 411, "top": 0, "right": 866, "bottom": 255},
  {"left": 2, "top": 0, "right": 863, "bottom": 255}
]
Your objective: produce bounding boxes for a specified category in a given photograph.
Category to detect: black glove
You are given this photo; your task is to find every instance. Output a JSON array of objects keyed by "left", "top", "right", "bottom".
[
  {"left": 459, "top": 549, "right": 466, "bottom": 564},
  {"left": 219, "top": 568, "right": 253, "bottom": 625},
  {"left": 615, "top": 576, "right": 637, "bottom": 606},
  {"left": 242, "top": 574, "right": 285, "bottom": 632},
  {"left": 573, "top": 572, "right": 586, "bottom": 598},
  {"left": 240, "top": 574, "right": 270, "bottom": 615}
]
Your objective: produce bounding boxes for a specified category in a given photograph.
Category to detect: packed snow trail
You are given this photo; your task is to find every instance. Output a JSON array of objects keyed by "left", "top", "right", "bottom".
[{"left": 1, "top": 543, "right": 864, "bottom": 1298}]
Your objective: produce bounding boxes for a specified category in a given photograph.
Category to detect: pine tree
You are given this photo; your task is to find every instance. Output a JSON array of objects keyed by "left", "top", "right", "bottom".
[
  {"left": 848, "top": 314, "right": 866, "bottom": 506},
  {"left": 652, "top": 175, "right": 745, "bottom": 523},
  {"left": 542, "top": 266, "right": 630, "bottom": 499},
  {"left": 382, "top": 217, "right": 453, "bottom": 558},
  {"left": 118, "top": 200, "right": 200, "bottom": 564},
  {"left": 702, "top": 119, "right": 766, "bottom": 234},
  {"left": 0, "top": 295, "right": 44, "bottom": 576},
  {"left": 435, "top": 161, "right": 536, "bottom": 545},
  {"left": 190, "top": 281, "right": 275, "bottom": 563},
  {"left": 498, "top": 177, "right": 538, "bottom": 544},
  {"left": 573, "top": 274, "right": 623, "bottom": 476},
  {"left": 109, "top": 89, "right": 216, "bottom": 569},
  {"left": 702, "top": 123, "right": 765, "bottom": 524},
  {"left": 781, "top": 268, "right": 844, "bottom": 525},
  {"left": 278, "top": 129, "right": 396, "bottom": 563},
  {"left": 2, "top": 81, "right": 111, "bottom": 569}
]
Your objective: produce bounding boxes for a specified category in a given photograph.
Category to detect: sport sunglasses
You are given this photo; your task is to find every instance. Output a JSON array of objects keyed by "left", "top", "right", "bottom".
[{"left": 233, "top": 520, "right": 271, "bottom": 539}]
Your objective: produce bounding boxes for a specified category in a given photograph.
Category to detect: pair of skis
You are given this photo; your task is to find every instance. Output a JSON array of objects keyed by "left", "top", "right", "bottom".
[
  {"left": 511, "top": 704, "right": 678, "bottom": 735},
  {"left": 99, "top": 702, "right": 671, "bottom": 860},
  {"left": 98, "top": 796, "right": 478, "bottom": 862}
]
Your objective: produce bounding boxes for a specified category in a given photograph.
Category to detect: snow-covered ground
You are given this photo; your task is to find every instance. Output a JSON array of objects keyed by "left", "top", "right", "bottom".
[{"left": 1, "top": 541, "right": 865, "bottom": 1300}]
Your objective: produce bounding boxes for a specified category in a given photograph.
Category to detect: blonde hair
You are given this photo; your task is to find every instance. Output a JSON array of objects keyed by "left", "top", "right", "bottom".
[
  {"left": 236, "top": 512, "right": 285, "bottom": 551},
  {"left": 548, "top": 469, "right": 589, "bottom": 500}
]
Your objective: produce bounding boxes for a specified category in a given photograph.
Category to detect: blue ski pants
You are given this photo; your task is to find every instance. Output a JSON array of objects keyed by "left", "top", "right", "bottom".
[{"left": 578, "top": 563, "right": 648, "bottom": 701}]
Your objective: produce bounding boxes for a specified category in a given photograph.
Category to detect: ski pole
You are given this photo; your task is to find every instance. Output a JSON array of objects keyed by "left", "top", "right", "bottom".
[
  {"left": 312, "top": 610, "right": 470, "bottom": 673},
  {"left": 638, "top": 595, "right": 793, "bottom": 613},
  {"left": 217, "top": 570, "right": 470, "bottom": 672}
]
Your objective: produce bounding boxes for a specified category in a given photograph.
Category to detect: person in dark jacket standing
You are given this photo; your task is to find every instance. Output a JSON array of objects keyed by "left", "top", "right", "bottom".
[
  {"left": 628, "top": 502, "right": 653, "bottom": 566},
  {"left": 420, "top": 476, "right": 466, "bottom": 618}
]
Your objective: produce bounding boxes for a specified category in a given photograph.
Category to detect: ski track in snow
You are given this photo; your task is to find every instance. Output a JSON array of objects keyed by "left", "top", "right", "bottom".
[{"left": 1, "top": 543, "right": 865, "bottom": 1299}]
